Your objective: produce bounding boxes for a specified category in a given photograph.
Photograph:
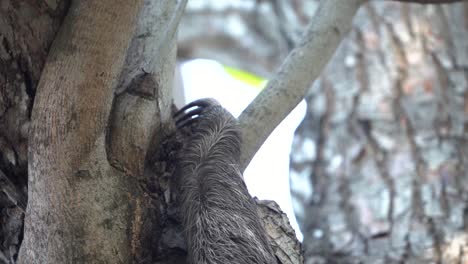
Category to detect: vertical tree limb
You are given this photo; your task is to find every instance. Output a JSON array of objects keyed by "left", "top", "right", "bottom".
[
  {"left": 19, "top": 1, "right": 144, "bottom": 263},
  {"left": 108, "top": 0, "right": 184, "bottom": 176}
]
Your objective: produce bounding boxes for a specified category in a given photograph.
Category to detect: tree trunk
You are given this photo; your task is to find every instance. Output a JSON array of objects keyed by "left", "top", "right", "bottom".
[
  {"left": 1, "top": 0, "right": 179, "bottom": 263},
  {"left": 18, "top": 0, "right": 148, "bottom": 262},
  {"left": 290, "top": 2, "right": 468, "bottom": 263},
  {"left": 0, "top": 1, "right": 70, "bottom": 262}
]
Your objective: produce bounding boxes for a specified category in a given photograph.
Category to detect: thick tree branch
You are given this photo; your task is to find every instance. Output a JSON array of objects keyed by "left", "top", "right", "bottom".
[
  {"left": 19, "top": 1, "right": 144, "bottom": 262},
  {"left": 104, "top": 2, "right": 180, "bottom": 260},
  {"left": 115, "top": 0, "right": 188, "bottom": 94},
  {"left": 238, "top": 0, "right": 366, "bottom": 170},
  {"left": 108, "top": 0, "right": 182, "bottom": 176}
]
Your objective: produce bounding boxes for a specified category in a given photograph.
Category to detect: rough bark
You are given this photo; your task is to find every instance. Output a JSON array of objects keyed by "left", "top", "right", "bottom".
[
  {"left": 18, "top": 0, "right": 146, "bottom": 262},
  {"left": 0, "top": 1, "right": 70, "bottom": 261},
  {"left": 290, "top": 1, "right": 468, "bottom": 263}
]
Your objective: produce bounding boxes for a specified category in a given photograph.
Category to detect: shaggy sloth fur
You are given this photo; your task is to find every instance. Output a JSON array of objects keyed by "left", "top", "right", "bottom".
[{"left": 173, "top": 98, "right": 277, "bottom": 264}]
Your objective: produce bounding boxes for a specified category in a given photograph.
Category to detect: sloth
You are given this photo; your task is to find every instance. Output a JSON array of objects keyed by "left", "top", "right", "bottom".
[{"left": 173, "top": 98, "right": 277, "bottom": 264}]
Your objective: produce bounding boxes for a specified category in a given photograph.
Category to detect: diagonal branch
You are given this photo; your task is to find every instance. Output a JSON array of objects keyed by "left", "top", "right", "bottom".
[{"left": 238, "top": 0, "right": 366, "bottom": 170}]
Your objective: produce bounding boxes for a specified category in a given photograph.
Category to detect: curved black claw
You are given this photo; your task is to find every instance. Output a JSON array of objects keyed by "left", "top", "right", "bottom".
[{"left": 174, "top": 98, "right": 219, "bottom": 129}]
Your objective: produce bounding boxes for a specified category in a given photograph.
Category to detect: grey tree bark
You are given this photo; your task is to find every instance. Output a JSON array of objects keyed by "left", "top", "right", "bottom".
[
  {"left": 0, "top": 1, "right": 70, "bottom": 262},
  {"left": 289, "top": 1, "right": 468, "bottom": 263},
  {"left": 17, "top": 0, "right": 174, "bottom": 262},
  {"left": 0, "top": 0, "right": 180, "bottom": 263}
]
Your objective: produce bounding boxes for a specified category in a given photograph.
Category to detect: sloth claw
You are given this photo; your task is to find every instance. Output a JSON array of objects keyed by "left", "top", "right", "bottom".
[{"left": 174, "top": 98, "right": 219, "bottom": 128}]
